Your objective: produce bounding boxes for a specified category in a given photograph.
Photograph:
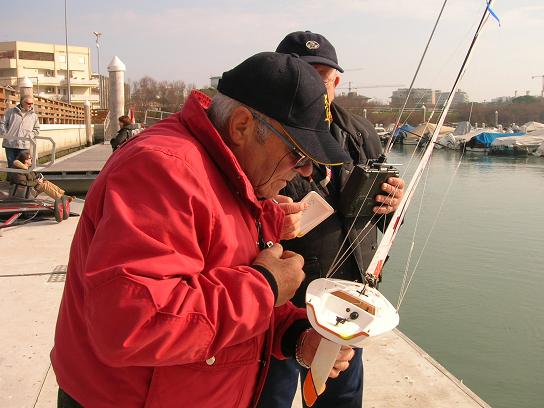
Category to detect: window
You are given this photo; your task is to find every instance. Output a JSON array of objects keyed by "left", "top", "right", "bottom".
[
  {"left": 0, "top": 50, "right": 15, "bottom": 59},
  {"left": 78, "top": 56, "right": 85, "bottom": 64},
  {"left": 19, "top": 51, "right": 54, "bottom": 61}
]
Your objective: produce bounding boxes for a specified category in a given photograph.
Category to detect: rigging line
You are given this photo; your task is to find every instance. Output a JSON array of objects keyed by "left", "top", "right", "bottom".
[
  {"left": 329, "top": 0, "right": 492, "bottom": 281},
  {"left": 326, "top": 171, "right": 382, "bottom": 277},
  {"left": 328, "top": 120, "right": 432, "bottom": 278},
  {"left": 387, "top": 9, "right": 482, "bottom": 147},
  {"left": 327, "top": 0, "right": 460, "bottom": 277},
  {"left": 326, "top": 186, "right": 401, "bottom": 279},
  {"left": 392, "top": 103, "right": 455, "bottom": 294},
  {"left": 327, "top": 139, "right": 429, "bottom": 278},
  {"left": 397, "top": 157, "right": 433, "bottom": 310},
  {"left": 397, "top": 148, "right": 464, "bottom": 310},
  {"left": 394, "top": 14, "right": 481, "bottom": 131},
  {"left": 383, "top": 0, "right": 449, "bottom": 156},
  {"left": 397, "top": 148, "right": 466, "bottom": 308},
  {"left": 326, "top": 159, "right": 410, "bottom": 278},
  {"left": 328, "top": 0, "right": 451, "bottom": 276},
  {"left": 363, "top": 0, "right": 495, "bottom": 284}
]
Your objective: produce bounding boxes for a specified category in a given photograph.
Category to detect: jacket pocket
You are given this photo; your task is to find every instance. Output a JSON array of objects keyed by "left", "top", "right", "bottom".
[{"left": 145, "top": 337, "right": 262, "bottom": 408}]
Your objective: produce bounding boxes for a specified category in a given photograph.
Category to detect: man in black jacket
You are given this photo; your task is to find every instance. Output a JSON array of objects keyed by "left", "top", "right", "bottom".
[{"left": 258, "top": 31, "right": 405, "bottom": 408}]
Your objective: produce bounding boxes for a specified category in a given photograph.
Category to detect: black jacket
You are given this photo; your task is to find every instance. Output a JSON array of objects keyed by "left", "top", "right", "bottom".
[
  {"left": 7, "top": 159, "right": 40, "bottom": 187},
  {"left": 281, "top": 102, "right": 384, "bottom": 307},
  {"left": 111, "top": 124, "right": 139, "bottom": 151}
]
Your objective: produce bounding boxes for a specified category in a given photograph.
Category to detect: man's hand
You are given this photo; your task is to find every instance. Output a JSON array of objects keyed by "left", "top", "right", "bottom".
[
  {"left": 300, "top": 329, "right": 355, "bottom": 378},
  {"left": 275, "top": 195, "right": 309, "bottom": 240},
  {"left": 373, "top": 176, "right": 405, "bottom": 215},
  {"left": 253, "top": 243, "right": 305, "bottom": 306}
]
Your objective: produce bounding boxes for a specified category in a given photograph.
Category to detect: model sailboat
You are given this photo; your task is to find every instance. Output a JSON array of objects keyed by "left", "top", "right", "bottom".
[{"left": 302, "top": 1, "right": 498, "bottom": 406}]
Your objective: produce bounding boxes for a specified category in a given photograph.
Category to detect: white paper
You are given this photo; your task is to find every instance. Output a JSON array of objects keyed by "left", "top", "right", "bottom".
[{"left": 298, "top": 191, "right": 335, "bottom": 237}]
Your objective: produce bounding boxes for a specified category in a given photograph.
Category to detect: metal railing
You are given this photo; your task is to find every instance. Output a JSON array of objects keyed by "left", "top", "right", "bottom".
[{"left": 1, "top": 133, "right": 57, "bottom": 173}]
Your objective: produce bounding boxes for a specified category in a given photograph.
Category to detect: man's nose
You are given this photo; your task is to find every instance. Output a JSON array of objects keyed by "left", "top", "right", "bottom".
[{"left": 294, "top": 161, "right": 313, "bottom": 177}]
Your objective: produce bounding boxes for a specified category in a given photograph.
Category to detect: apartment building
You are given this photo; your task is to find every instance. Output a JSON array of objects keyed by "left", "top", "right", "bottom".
[
  {"left": 390, "top": 88, "right": 438, "bottom": 107},
  {"left": 391, "top": 87, "right": 470, "bottom": 108},
  {"left": 0, "top": 41, "right": 100, "bottom": 107},
  {"left": 436, "top": 89, "right": 470, "bottom": 107}
]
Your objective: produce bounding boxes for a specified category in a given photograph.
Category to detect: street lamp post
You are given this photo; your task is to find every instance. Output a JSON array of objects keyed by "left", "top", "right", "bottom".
[
  {"left": 64, "top": 0, "right": 71, "bottom": 103},
  {"left": 93, "top": 31, "right": 102, "bottom": 107}
]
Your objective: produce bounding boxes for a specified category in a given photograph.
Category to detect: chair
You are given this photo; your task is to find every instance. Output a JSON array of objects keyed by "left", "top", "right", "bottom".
[{"left": 8, "top": 183, "right": 36, "bottom": 199}]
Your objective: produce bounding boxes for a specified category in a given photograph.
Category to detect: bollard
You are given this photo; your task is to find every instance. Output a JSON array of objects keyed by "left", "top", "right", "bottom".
[
  {"left": 84, "top": 100, "right": 93, "bottom": 146},
  {"left": 106, "top": 56, "right": 126, "bottom": 141},
  {"left": 19, "top": 77, "right": 33, "bottom": 100}
]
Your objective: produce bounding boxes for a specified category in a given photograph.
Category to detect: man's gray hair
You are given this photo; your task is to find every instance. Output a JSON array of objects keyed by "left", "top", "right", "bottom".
[{"left": 208, "top": 93, "right": 267, "bottom": 143}]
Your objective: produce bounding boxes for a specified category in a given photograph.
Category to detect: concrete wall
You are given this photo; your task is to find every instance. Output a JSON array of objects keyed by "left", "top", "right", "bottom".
[{"left": 0, "top": 124, "right": 94, "bottom": 162}]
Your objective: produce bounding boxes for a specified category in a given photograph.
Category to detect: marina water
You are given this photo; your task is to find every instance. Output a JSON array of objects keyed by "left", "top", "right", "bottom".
[{"left": 379, "top": 146, "right": 544, "bottom": 408}]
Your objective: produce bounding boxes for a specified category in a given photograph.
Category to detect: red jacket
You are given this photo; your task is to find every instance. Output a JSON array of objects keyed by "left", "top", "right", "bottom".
[{"left": 51, "top": 91, "right": 307, "bottom": 407}]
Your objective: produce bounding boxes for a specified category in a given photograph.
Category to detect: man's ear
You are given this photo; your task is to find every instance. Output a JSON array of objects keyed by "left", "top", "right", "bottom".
[
  {"left": 333, "top": 74, "right": 341, "bottom": 89},
  {"left": 228, "top": 107, "right": 254, "bottom": 147}
]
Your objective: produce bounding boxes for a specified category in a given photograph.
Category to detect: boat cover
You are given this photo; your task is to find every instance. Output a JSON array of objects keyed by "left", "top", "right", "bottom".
[
  {"left": 393, "top": 124, "right": 415, "bottom": 137},
  {"left": 491, "top": 134, "right": 544, "bottom": 147},
  {"left": 534, "top": 141, "right": 544, "bottom": 157},
  {"left": 467, "top": 132, "right": 524, "bottom": 148},
  {"left": 522, "top": 121, "right": 544, "bottom": 133}
]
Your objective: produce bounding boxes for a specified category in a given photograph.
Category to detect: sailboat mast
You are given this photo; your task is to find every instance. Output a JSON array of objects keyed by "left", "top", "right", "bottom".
[{"left": 365, "top": 0, "right": 495, "bottom": 283}]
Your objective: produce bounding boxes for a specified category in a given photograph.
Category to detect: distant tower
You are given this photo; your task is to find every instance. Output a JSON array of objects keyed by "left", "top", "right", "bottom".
[{"left": 531, "top": 75, "right": 544, "bottom": 97}]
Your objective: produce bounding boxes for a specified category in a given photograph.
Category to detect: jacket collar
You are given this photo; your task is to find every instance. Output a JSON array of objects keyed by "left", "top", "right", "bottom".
[
  {"left": 12, "top": 160, "right": 28, "bottom": 170},
  {"left": 180, "top": 90, "right": 264, "bottom": 216},
  {"left": 15, "top": 104, "right": 33, "bottom": 115}
]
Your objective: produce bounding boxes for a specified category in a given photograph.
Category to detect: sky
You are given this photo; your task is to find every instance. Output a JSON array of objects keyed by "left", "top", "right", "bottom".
[{"left": 2, "top": 0, "right": 543, "bottom": 103}]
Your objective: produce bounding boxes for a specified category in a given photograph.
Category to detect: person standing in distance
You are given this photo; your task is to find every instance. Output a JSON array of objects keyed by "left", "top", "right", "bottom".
[
  {"left": 258, "top": 31, "right": 405, "bottom": 408},
  {"left": 1, "top": 96, "right": 40, "bottom": 167}
]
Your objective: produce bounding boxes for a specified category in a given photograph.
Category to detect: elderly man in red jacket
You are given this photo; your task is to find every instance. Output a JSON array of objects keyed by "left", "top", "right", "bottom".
[{"left": 51, "top": 52, "right": 355, "bottom": 408}]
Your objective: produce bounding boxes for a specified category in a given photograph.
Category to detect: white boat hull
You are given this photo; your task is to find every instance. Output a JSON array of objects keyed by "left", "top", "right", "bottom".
[{"left": 306, "top": 278, "right": 399, "bottom": 347}]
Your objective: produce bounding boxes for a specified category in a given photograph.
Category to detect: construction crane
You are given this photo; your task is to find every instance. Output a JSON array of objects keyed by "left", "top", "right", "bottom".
[
  {"left": 532, "top": 74, "right": 544, "bottom": 97},
  {"left": 337, "top": 82, "right": 404, "bottom": 93}
]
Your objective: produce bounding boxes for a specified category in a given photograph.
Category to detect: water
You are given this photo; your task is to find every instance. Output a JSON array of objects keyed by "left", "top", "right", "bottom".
[{"left": 377, "top": 146, "right": 544, "bottom": 408}]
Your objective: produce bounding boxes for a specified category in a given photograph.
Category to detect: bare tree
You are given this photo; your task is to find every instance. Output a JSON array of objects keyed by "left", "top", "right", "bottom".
[{"left": 130, "top": 76, "right": 187, "bottom": 113}]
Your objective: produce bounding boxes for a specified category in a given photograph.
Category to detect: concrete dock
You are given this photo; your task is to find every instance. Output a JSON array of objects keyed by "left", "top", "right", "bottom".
[
  {"left": 38, "top": 143, "right": 112, "bottom": 194},
  {"left": 0, "top": 146, "right": 492, "bottom": 407}
]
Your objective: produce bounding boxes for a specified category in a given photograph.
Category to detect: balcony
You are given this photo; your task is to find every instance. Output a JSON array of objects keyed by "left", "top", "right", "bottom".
[
  {"left": 0, "top": 58, "right": 16, "bottom": 69},
  {"left": 60, "top": 93, "right": 99, "bottom": 103},
  {"left": 60, "top": 78, "right": 99, "bottom": 87},
  {"left": 35, "top": 75, "right": 61, "bottom": 86}
]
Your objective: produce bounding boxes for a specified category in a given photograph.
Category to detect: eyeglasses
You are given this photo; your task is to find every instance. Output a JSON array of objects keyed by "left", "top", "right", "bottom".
[{"left": 251, "top": 113, "right": 311, "bottom": 169}]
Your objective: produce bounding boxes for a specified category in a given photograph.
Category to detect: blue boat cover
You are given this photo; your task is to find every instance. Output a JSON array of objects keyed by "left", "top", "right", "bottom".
[
  {"left": 393, "top": 124, "right": 415, "bottom": 137},
  {"left": 471, "top": 132, "right": 525, "bottom": 148}
]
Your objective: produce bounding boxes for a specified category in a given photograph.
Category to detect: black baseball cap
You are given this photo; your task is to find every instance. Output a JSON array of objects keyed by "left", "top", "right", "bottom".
[
  {"left": 218, "top": 52, "right": 349, "bottom": 165},
  {"left": 276, "top": 31, "right": 344, "bottom": 73}
]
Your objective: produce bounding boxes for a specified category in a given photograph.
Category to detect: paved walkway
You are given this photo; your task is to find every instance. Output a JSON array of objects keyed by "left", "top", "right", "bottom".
[
  {"left": 0, "top": 197, "right": 491, "bottom": 407},
  {"left": 38, "top": 143, "right": 111, "bottom": 173}
]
